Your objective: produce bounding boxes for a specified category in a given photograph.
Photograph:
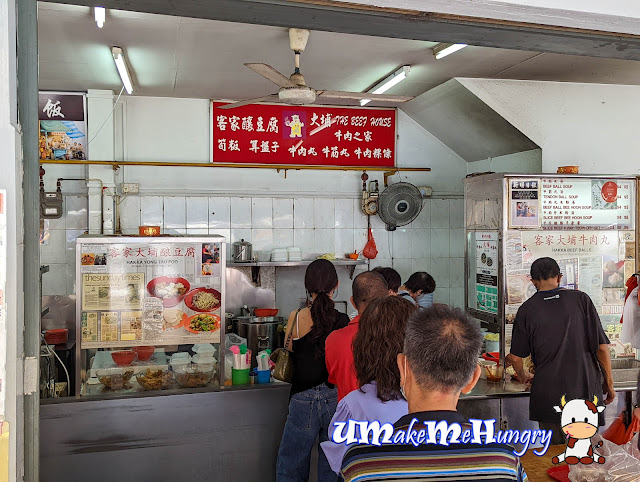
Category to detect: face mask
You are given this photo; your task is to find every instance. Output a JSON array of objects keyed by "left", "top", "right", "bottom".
[
  {"left": 400, "top": 357, "right": 407, "bottom": 400},
  {"left": 416, "top": 292, "right": 434, "bottom": 309}
]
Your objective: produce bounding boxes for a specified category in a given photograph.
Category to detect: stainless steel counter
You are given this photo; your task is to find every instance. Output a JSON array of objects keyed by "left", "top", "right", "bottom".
[
  {"left": 461, "top": 378, "right": 637, "bottom": 401},
  {"left": 40, "top": 383, "right": 291, "bottom": 482}
]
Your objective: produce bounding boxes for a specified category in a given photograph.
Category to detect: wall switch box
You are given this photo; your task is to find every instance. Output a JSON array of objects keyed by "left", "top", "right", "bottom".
[{"left": 121, "top": 183, "right": 139, "bottom": 194}]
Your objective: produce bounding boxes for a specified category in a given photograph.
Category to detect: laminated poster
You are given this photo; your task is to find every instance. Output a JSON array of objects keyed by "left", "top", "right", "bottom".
[
  {"left": 506, "top": 270, "right": 535, "bottom": 305},
  {"left": 505, "top": 304, "right": 520, "bottom": 323},
  {"left": 557, "top": 258, "right": 578, "bottom": 290},
  {"left": 81, "top": 312, "right": 98, "bottom": 342},
  {"left": 81, "top": 273, "right": 144, "bottom": 311},
  {"left": 100, "top": 312, "right": 119, "bottom": 342},
  {"left": 578, "top": 256, "right": 603, "bottom": 313},
  {"left": 505, "top": 232, "right": 523, "bottom": 270},
  {"left": 509, "top": 179, "right": 540, "bottom": 229},
  {"left": 120, "top": 311, "right": 142, "bottom": 341},
  {"left": 475, "top": 232, "right": 499, "bottom": 315}
]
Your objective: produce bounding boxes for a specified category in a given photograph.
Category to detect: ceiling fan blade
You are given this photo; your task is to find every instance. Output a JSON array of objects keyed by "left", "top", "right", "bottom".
[
  {"left": 217, "top": 95, "right": 280, "bottom": 110},
  {"left": 318, "top": 90, "right": 414, "bottom": 103},
  {"left": 245, "top": 63, "right": 297, "bottom": 88}
]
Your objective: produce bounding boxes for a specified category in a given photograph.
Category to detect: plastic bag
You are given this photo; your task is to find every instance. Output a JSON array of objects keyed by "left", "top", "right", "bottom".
[
  {"left": 568, "top": 434, "right": 640, "bottom": 481},
  {"left": 603, "top": 413, "right": 631, "bottom": 445},
  {"left": 225, "top": 333, "right": 246, "bottom": 354},
  {"left": 362, "top": 228, "right": 378, "bottom": 260},
  {"left": 603, "top": 412, "right": 640, "bottom": 445}
]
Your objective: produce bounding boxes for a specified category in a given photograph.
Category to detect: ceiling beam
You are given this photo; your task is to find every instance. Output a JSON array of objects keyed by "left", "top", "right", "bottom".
[{"left": 54, "top": 0, "right": 640, "bottom": 60}]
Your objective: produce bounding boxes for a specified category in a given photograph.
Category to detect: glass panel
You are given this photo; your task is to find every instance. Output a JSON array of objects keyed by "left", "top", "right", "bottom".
[{"left": 78, "top": 238, "right": 224, "bottom": 397}]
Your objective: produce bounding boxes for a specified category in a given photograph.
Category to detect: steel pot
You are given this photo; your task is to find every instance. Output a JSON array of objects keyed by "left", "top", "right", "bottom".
[
  {"left": 231, "top": 239, "right": 253, "bottom": 262},
  {"left": 233, "top": 316, "right": 285, "bottom": 368}
]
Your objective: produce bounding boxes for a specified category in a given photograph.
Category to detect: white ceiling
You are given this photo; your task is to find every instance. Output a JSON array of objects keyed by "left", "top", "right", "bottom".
[{"left": 37, "top": 2, "right": 640, "bottom": 103}]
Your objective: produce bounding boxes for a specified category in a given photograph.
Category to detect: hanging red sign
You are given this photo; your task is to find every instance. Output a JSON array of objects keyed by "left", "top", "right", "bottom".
[{"left": 211, "top": 101, "right": 396, "bottom": 167}]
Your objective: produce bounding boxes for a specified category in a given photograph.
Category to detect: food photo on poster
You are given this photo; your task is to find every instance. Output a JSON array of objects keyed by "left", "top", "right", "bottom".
[{"left": 38, "top": 92, "right": 87, "bottom": 161}]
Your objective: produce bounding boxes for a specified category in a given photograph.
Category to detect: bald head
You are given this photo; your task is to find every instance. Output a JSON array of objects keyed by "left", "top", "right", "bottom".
[{"left": 352, "top": 271, "right": 389, "bottom": 313}]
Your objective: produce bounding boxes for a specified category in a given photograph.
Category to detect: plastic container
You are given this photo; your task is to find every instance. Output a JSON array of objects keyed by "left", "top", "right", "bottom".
[
  {"left": 256, "top": 370, "right": 271, "bottom": 384},
  {"left": 97, "top": 368, "right": 135, "bottom": 390},
  {"left": 111, "top": 350, "right": 137, "bottom": 366},
  {"left": 192, "top": 354, "right": 216, "bottom": 365},
  {"left": 192, "top": 344, "right": 216, "bottom": 357},
  {"left": 485, "top": 365, "right": 504, "bottom": 383},
  {"left": 232, "top": 368, "right": 250, "bottom": 385},
  {"left": 44, "top": 329, "right": 68, "bottom": 345},
  {"left": 485, "top": 339, "right": 500, "bottom": 353},
  {"left": 174, "top": 363, "right": 215, "bottom": 388},
  {"left": 132, "top": 346, "right": 155, "bottom": 361},
  {"left": 136, "top": 365, "right": 173, "bottom": 390},
  {"left": 254, "top": 308, "right": 278, "bottom": 317},
  {"left": 478, "top": 358, "right": 497, "bottom": 380}
]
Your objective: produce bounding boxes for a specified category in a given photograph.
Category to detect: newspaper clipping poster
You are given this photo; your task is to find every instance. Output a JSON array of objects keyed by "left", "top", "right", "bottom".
[{"left": 82, "top": 273, "right": 144, "bottom": 311}]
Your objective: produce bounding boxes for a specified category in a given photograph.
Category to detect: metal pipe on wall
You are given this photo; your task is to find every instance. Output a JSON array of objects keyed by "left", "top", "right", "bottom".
[
  {"left": 17, "top": 0, "right": 40, "bottom": 479},
  {"left": 40, "top": 159, "right": 432, "bottom": 174}
]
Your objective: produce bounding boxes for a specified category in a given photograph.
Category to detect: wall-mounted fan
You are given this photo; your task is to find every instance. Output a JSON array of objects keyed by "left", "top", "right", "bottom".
[
  {"left": 378, "top": 182, "right": 423, "bottom": 231},
  {"left": 218, "top": 28, "right": 414, "bottom": 110}
]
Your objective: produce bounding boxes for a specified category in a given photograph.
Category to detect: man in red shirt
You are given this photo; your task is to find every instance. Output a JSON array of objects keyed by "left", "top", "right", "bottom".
[{"left": 325, "top": 271, "right": 389, "bottom": 400}]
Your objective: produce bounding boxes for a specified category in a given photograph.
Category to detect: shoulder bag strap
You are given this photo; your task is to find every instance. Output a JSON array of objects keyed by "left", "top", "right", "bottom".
[{"left": 285, "top": 308, "right": 302, "bottom": 351}]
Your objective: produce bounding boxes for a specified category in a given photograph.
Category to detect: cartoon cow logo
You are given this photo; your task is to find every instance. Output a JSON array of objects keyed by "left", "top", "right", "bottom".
[{"left": 552, "top": 395, "right": 605, "bottom": 465}]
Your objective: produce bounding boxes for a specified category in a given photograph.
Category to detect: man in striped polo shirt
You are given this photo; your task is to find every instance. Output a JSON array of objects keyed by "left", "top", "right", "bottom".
[{"left": 340, "top": 305, "right": 527, "bottom": 481}]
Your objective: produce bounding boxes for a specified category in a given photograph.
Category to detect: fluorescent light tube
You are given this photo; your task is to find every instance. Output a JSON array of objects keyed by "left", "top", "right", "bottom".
[
  {"left": 360, "top": 66, "right": 410, "bottom": 106},
  {"left": 433, "top": 43, "right": 467, "bottom": 60},
  {"left": 112, "top": 47, "right": 133, "bottom": 94},
  {"left": 95, "top": 7, "right": 105, "bottom": 28}
]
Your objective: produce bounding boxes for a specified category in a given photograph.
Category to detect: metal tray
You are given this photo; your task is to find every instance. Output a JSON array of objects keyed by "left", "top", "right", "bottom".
[{"left": 610, "top": 358, "right": 640, "bottom": 383}]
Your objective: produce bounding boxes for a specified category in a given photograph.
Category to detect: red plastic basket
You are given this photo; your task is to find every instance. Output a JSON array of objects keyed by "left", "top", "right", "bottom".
[{"left": 44, "top": 329, "right": 68, "bottom": 345}]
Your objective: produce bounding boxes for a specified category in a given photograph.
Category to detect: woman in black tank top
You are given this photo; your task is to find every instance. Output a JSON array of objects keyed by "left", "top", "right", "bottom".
[{"left": 276, "top": 260, "right": 349, "bottom": 482}]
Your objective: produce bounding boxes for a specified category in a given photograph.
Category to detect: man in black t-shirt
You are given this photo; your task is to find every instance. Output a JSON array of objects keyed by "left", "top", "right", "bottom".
[{"left": 506, "top": 257, "right": 615, "bottom": 445}]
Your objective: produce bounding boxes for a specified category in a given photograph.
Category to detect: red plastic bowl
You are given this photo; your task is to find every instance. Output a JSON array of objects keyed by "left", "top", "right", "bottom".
[
  {"left": 132, "top": 346, "right": 155, "bottom": 361},
  {"left": 147, "top": 276, "right": 191, "bottom": 308},
  {"left": 482, "top": 352, "right": 500, "bottom": 366},
  {"left": 111, "top": 351, "right": 137, "bottom": 366},
  {"left": 184, "top": 287, "right": 222, "bottom": 313},
  {"left": 254, "top": 308, "right": 278, "bottom": 317},
  {"left": 44, "top": 329, "right": 68, "bottom": 345}
]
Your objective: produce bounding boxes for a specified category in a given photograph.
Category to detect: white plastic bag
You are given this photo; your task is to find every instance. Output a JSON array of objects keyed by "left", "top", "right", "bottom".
[
  {"left": 568, "top": 434, "right": 640, "bottom": 481},
  {"left": 225, "top": 333, "right": 246, "bottom": 353}
]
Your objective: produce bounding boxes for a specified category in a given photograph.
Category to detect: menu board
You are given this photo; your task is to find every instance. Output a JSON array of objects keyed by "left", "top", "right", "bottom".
[
  {"left": 509, "top": 177, "right": 634, "bottom": 230},
  {"left": 79, "top": 239, "right": 224, "bottom": 348},
  {"left": 211, "top": 101, "right": 396, "bottom": 167},
  {"left": 475, "top": 232, "right": 499, "bottom": 315}
]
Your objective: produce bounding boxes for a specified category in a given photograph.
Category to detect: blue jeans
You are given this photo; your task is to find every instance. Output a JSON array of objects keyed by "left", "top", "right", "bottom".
[{"left": 276, "top": 384, "right": 338, "bottom": 482}]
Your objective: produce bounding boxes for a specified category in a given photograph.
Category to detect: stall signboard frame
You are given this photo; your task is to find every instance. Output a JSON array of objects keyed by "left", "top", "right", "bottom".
[
  {"left": 75, "top": 235, "right": 226, "bottom": 397},
  {"left": 210, "top": 101, "right": 396, "bottom": 167}
]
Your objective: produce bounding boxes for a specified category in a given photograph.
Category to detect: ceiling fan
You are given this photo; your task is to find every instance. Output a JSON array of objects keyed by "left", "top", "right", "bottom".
[{"left": 218, "top": 28, "right": 414, "bottom": 110}]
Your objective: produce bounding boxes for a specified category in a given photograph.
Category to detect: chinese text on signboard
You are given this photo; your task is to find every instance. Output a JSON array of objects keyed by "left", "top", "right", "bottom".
[{"left": 211, "top": 102, "right": 396, "bottom": 167}]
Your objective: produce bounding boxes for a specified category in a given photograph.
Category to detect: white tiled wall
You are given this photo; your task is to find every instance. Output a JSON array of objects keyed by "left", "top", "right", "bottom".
[{"left": 40, "top": 194, "right": 465, "bottom": 308}]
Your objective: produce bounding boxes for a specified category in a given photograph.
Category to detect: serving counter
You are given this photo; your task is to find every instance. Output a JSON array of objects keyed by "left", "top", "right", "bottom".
[{"left": 40, "top": 382, "right": 291, "bottom": 482}]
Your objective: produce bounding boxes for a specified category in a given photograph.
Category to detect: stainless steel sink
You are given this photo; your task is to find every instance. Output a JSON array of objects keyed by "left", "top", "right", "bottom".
[{"left": 610, "top": 358, "right": 640, "bottom": 384}]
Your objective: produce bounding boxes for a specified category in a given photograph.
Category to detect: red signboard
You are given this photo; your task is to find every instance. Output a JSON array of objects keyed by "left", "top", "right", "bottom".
[{"left": 211, "top": 102, "right": 396, "bottom": 167}]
